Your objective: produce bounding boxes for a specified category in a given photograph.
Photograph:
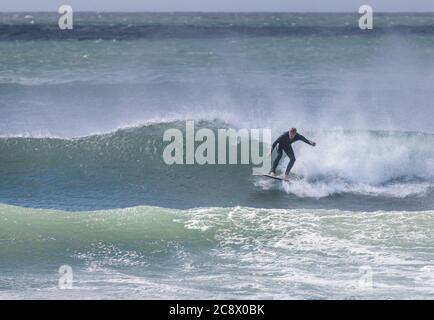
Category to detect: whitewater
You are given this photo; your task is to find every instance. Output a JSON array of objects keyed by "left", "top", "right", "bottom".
[{"left": 0, "top": 12, "right": 433, "bottom": 299}]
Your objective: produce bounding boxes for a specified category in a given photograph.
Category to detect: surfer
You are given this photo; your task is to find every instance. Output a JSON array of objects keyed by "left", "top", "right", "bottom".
[{"left": 268, "top": 128, "right": 316, "bottom": 180}]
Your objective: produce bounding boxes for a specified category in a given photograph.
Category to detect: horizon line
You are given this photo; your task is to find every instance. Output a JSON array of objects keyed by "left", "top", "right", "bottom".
[{"left": 1, "top": 10, "right": 434, "bottom": 13}]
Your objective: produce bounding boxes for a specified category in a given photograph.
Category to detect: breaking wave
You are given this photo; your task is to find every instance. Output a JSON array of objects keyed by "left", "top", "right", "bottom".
[{"left": 0, "top": 121, "right": 433, "bottom": 210}]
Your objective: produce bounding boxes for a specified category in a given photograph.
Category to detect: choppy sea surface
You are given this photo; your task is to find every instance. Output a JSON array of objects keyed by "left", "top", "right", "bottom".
[{"left": 0, "top": 13, "right": 433, "bottom": 299}]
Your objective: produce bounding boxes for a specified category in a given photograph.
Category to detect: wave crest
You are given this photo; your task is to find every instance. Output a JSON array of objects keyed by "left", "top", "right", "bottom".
[{"left": 0, "top": 122, "right": 433, "bottom": 208}]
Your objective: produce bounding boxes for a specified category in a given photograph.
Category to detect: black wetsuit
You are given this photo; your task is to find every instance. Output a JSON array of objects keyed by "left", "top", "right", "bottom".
[{"left": 271, "top": 132, "right": 312, "bottom": 175}]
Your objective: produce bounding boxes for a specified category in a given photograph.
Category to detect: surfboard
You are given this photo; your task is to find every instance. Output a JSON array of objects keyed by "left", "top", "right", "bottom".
[
  {"left": 254, "top": 173, "right": 288, "bottom": 181},
  {"left": 263, "top": 174, "right": 288, "bottom": 181}
]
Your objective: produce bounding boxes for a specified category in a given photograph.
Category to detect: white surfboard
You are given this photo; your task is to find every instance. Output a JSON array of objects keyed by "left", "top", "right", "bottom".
[
  {"left": 253, "top": 173, "right": 288, "bottom": 181},
  {"left": 263, "top": 174, "right": 288, "bottom": 181}
]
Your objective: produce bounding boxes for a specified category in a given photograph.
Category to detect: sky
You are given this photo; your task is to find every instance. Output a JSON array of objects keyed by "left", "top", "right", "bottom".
[{"left": 1, "top": 0, "right": 434, "bottom": 12}]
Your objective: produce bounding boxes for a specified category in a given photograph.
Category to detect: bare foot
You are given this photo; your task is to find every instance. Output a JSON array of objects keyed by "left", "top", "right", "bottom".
[{"left": 283, "top": 174, "right": 289, "bottom": 181}]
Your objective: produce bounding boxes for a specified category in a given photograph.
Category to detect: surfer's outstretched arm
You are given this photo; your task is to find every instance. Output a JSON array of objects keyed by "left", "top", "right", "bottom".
[
  {"left": 271, "top": 139, "right": 279, "bottom": 153},
  {"left": 298, "top": 134, "right": 316, "bottom": 146},
  {"left": 268, "top": 135, "right": 282, "bottom": 156},
  {"left": 267, "top": 141, "right": 278, "bottom": 157}
]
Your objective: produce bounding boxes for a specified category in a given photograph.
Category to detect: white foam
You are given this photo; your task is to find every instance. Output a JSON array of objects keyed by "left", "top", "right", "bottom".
[
  {"left": 270, "top": 130, "right": 434, "bottom": 198},
  {"left": 281, "top": 180, "right": 431, "bottom": 198}
]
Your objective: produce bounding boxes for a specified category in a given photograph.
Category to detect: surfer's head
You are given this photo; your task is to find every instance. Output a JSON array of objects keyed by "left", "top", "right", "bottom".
[{"left": 289, "top": 128, "right": 297, "bottom": 139}]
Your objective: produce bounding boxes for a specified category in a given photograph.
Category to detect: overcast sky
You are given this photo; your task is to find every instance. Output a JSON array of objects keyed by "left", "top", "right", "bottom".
[{"left": 1, "top": 0, "right": 434, "bottom": 12}]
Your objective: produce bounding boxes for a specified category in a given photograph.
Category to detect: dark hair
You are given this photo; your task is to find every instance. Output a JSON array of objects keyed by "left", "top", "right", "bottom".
[{"left": 290, "top": 128, "right": 297, "bottom": 133}]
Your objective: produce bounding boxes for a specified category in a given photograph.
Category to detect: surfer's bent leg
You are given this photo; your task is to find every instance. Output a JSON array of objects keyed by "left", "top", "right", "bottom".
[
  {"left": 283, "top": 146, "right": 296, "bottom": 175},
  {"left": 271, "top": 148, "right": 283, "bottom": 174}
]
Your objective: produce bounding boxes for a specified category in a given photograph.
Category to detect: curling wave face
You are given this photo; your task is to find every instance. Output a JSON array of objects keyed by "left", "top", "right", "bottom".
[{"left": 0, "top": 121, "right": 433, "bottom": 211}]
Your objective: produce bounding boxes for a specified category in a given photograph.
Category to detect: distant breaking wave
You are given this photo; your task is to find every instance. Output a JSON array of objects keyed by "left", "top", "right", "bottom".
[{"left": 2, "top": 12, "right": 434, "bottom": 41}]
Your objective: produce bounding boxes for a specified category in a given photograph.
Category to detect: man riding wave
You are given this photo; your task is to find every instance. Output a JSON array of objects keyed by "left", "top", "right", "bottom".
[{"left": 268, "top": 128, "right": 316, "bottom": 181}]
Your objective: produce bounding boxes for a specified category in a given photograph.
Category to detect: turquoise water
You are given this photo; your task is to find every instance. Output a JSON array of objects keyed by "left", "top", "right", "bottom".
[
  {"left": 1, "top": 204, "right": 434, "bottom": 299},
  {"left": 0, "top": 13, "right": 433, "bottom": 299}
]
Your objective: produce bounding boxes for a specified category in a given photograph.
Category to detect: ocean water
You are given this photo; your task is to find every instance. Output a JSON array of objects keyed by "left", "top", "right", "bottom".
[{"left": 0, "top": 12, "right": 434, "bottom": 299}]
